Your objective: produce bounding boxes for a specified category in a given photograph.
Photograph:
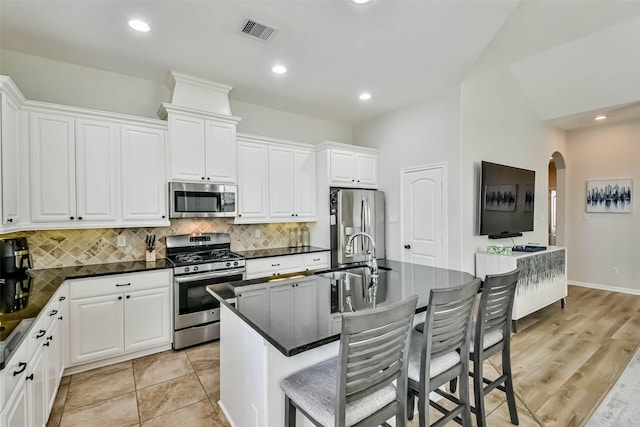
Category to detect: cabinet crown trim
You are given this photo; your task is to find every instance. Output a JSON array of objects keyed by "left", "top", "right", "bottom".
[
  {"left": 158, "top": 102, "right": 242, "bottom": 124},
  {"left": 0, "top": 75, "right": 26, "bottom": 104},
  {"left": 315, "top": 140, "right": 378, "bottom": 154},
  {"left": 236, "top": 132, "right": 313, "bottom": 150}
]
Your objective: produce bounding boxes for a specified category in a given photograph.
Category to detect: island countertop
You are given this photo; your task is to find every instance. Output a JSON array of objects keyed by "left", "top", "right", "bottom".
[{"left": 207, "top": 259, "right": 475, "bottom": 357}]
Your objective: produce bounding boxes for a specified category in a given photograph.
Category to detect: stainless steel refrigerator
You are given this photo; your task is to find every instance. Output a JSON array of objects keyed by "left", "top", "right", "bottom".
[{"left": 329, "top": 188, "right": 385, "bottom": 267}]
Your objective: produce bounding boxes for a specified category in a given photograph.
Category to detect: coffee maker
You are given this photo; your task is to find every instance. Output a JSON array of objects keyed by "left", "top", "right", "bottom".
[
  {"left": 0, "top": 238, "right": 33, "bottom": 315},
  {"left": 0, "top": 237, "right": 32, "bottom": 276}
]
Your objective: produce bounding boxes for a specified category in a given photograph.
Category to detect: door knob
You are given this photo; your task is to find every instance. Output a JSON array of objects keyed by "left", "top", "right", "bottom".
[{"left": 404, "top": 244, "right": 411, "bottom": 249}]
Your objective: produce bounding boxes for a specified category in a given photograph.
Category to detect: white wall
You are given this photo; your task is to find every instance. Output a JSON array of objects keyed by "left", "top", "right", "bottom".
[
  {"left": 0, "top": 49, "right": 351, "bottom": 144},
  {"left": 230, "top": 100, "right": 351, "bottom": 144},
  {"left": 460, "top": 53, "right": 567, "bottom": 273},
  {"left": 565, "top": 119, "right": 640, "bottom": 293},
  {"left": 354, "top": 88, "right": 464, "bottom": 270}
]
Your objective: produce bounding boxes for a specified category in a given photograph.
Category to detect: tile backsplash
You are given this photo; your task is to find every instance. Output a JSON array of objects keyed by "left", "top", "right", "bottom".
[{"left": 2, "top": 219, "right": 315, "bottom": 269}]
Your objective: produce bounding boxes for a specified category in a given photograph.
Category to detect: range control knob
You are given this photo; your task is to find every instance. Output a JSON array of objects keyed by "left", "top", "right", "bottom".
[
  {"left": 226, "top": 262, "right": 231, "bottom": 267},
  {"left": 233, "top": 261, "right": 238, "bottom": 266},
  {"left": 193, "top": 266, "right": 199, "bottom": 272},
  {"left": 184, "top": 267, "right": 190, "bottom": 273}
]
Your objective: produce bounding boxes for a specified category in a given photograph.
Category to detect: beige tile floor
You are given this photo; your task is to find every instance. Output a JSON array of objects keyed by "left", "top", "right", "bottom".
[
  {"left": 47, "top": 339, "right": 537, "bottom": 427},
  {"left": 47, "top": 341, "right": 230, "bottom": 427}
]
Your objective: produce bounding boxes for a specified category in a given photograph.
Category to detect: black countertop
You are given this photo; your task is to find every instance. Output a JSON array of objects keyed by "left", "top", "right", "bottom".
[
  {"left": 0, "top": 259, "right": 172, "bottom": 368},
  {"left": 235, "top": 246, "right": 329, "bottom": 259},
  {"left": 207, "top": 259, "right": 475, "bottom": 357}
]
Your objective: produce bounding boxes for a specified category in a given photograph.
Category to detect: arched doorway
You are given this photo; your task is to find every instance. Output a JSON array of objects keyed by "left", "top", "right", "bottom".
[{"left": 549, "top": 152, "right": 566, "bottom": 246}]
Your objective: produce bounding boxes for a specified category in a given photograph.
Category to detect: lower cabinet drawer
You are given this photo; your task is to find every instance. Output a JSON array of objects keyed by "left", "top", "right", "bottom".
[
  {"left": 70, "top": 270, "right": 171, "bottom": 299},
  {"left": 245, "top": 255, "right": 304, "bottom": 279},
  {"left": 0, "top": 337, "right": 28, "bottom": 410},
  {"left": 303, "top": 252, "right": 330, "bottom": 270}
]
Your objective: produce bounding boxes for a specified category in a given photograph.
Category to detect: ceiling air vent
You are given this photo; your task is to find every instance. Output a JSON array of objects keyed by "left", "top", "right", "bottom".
[{"left": 241, "top": 18, "right": 278, "bottom": 41}]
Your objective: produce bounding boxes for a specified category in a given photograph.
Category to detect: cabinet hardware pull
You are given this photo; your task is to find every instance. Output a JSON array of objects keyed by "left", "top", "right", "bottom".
[
  {"left": 70, "top": 216, "right": 74, "bottom": 220},
  {"left": 47, "top": 336, "right": 53, "bottom": 341},
  {"left": 78, "top": 216, "right": 83, "bottom": 220},
  {"left": 13, "top": 362, "right": 27, "bottom": 376},
  {"left": 7, "top": 218, "right": 12, "bottom": 222},
  {"left": 272, "top": 263, "right": 280, "bottom": 267},
  {"left": 59, "top": 296, "right": 66, "bottom": 301},
  {"left": 36, "top": 330, "right": 46, "bottom": 338},
  {"left": 162, "top": 215, "right": 166, "bottom": 219},
  {"left": 126, "top": 295, "right": 131, "bottom": 299},
  {"left": 116, "top": 283, "right": 131, "bottom": 287},
  {"left": 313, "top": 258, "right": 320, "bottom": 261},
  {"left": 49, "top": 309, "right": 58, "bottom": 316},
  {"left": 404, "top": 244, "right": 411, "bottom": 249},
  {"left": 118, "top": 296, "right": 123, "bottom": 300},
  {"left": 43, "top": 342, "right": 50, "bottom": 347},
  {"left": 58, "top": 316, "right": 63, "bottom": 320},
  {"left": 26, "top": 374, "right": 34, "bottom": 381}
]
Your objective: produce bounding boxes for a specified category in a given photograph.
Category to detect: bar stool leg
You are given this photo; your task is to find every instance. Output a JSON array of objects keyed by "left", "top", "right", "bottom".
[
  {"left": 503, "top": 349, "right": 519, "bottom": 425},
  {"left": 473, "top": 352, "right": 487, "bottom": 427},
  {"left": 285, "top": 395, "right": 296, "bottom": 427}
]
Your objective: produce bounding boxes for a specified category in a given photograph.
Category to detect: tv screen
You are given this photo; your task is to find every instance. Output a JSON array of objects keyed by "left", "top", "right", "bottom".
[{"left": 480, "top": 161, "right": 535, "bottom": 238}]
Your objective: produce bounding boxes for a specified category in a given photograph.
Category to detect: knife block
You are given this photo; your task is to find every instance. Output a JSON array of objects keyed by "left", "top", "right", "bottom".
[{"left": 145, "top": 250, "right": 156, "bottom": 263}]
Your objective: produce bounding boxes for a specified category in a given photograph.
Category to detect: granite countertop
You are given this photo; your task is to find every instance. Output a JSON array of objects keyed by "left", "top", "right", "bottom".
[
  {"left": 0, "top": 259, "right": 172, "bottom": 343},
  {"left": 207, "top": 259, "right": 475, "bottom": 357},
  {"left": 235, "top": 246, "right": 329, "bottom": 259}
]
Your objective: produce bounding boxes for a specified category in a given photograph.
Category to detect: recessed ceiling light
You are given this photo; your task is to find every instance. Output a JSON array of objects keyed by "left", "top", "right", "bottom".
[
  {"left": 352, "top": 0, "right": 371, "bottom": 4},
  {"left": 594, "top": 115, "right": 607, "bottom": 121},
  {"left": 272, "top": 65, "right": 287, "bottom": 74},
  {"left": 128, "top": 19, "right": 150, "bottom": 33},
  {"left": 359, "top": 93, "right": 372, "bottom": 101}
]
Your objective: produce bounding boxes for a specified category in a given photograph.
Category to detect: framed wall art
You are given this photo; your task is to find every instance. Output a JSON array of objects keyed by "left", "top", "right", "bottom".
[{"left": 586, "top": 179, "right": 632, "bottom": 213}]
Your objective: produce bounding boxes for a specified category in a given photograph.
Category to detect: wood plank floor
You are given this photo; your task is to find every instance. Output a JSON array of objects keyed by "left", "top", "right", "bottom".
[{"left": 494, "top": 285, "right": 640, "bottom": 426}]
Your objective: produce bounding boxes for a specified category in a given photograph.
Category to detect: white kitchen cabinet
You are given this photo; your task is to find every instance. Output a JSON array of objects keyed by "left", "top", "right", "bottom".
[
  {"left": 328, "top": 148, "right": 378, "bottom": 188},
  {"left": 124, "top": 287, "right": 171, "bottom": 352},
  {"left": 293, "top": 279, "right": 319, "bottom": 339},
  {"left": 245, "top": 255, "right": 304, "bottom": 280},
  {"left": 120, "top": 124, "right": 168, "bottom": 222},
  {"left": 269, "top": 146, "right": 316, "bottom": 220},
  {"left": 75, "top": 117, "right": 119, "bottom": 222},
  {"left": 1, "top": 380, "right": 28, "bottom": 427},
  {"left": 236, "top": 138, "right": 269, "bottom": 221},
  {"left": 29, "top": 111, "right": 76, "bottom": 223},
  {"left": 68, "top": 270, "right": 172, "bottom": 367},
  {"left": 162, "top": 104, "right": 240, "bottom": 184},
  {"left": 302, "top": 252, "right": 330, "bottom": 271},
  {"left": 268, "top": 278, "right": 318, "bottom": 342},
  {"left": 0, "top": 77, "right": 24, "bottom": 230},
  {"left": 25, "top": 345, "right": 46, "bottom": 427},
  {"left": 236, "top": 286, "right": 269, "bottom": 331},
  {"left": 70, "top": 293, "right": 125, "bottom": 365}
]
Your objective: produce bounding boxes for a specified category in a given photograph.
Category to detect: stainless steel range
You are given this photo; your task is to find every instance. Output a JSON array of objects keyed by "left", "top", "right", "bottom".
[{"left": 166, "top": 233, "right": 245, "bottom": 350}]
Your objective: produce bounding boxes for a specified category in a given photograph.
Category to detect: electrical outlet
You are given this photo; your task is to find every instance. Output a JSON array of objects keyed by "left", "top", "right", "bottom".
[
  {"left": 255, "top": 229, "right": 261, "bottom": 238},
  {"left": 117, "top": 235, "right": 126, "bottom": 247},
  {"left": 612, "top": 267, "right": 619, "bottom": 276}
]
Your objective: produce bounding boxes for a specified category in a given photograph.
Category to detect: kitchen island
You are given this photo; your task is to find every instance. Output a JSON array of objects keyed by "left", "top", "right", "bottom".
[{"left": 206, "top": 259, "right": 474, "bottom": 427}]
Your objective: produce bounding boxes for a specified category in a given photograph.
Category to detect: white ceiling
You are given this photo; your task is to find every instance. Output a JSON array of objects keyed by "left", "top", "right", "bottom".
[{"left": 1, "top": 0, "right": 640, "bottom": 129}]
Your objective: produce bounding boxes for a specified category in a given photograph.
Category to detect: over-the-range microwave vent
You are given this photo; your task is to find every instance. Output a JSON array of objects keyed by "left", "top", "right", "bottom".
[{"left": 241, "top": 18, "right": 278, "bottom": 41}]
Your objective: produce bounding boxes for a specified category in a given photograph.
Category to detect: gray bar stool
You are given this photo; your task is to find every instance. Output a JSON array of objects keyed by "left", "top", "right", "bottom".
[
  {"left": 408, "top": 278, "right": 481, "bottom": 427},
  {"left": 280, "top": 295, "right": 419, "bottom": 427}
]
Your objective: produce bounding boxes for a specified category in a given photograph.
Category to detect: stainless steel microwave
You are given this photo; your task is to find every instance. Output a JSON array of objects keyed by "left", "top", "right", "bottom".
[{"left": 169, "top": 182, "right": 237, "bottom": 218}]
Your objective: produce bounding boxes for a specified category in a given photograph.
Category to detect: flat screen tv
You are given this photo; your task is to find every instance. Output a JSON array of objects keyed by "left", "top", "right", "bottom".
[{"left": 480, "top": 161, "right": 535, "bottom": 239}]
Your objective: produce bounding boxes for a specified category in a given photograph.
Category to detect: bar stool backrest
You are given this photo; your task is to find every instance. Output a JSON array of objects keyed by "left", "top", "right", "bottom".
[
  {"left": 336, "top": 294, "right": 419, "bottom": 426},
  {"left": 477, "top": 269, "right": 520, "bottom": 349}
]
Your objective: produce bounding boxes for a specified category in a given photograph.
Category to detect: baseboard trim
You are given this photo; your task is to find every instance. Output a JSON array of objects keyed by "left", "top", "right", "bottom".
[
  {"left": 63, "top": 343, "right": 172, "bottom": 375},
  {"left": 570, "top": 281, "right": 640, "bottom": 296}
]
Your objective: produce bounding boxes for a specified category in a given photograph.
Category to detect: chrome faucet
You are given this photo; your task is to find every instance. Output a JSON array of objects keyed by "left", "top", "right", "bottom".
[{"left": 345, "top": 232, "right": 378, "bottom": 279}]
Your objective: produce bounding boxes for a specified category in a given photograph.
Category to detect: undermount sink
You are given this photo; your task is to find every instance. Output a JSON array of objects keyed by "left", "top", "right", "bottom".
[
  {"left": 315, "top": 266, "right": 390, "bottom": 312},
  {"left": 315, "top": 271, "right": 362, "bottom": 281}
]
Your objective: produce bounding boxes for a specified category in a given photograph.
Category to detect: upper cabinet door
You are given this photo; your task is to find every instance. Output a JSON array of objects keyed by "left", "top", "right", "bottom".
[
  {"left": 236, "top": 140, "right": 268, "bottom": 220},
  {"left": 268, "top": 145, "right": 295, "bottom": 218},
  {"left": 329, "top": 149, "right": 355, "bottom": 185},
  {"left": 168, "top": 114, "right": 206, "bottom": 182},
  {"left": 294, "top": 149, "right": 316, "bottom": 219},
  {"left": 75, "top": 118, "right": 119, "bottom": 222},
  {"left": 204, "top": 121, "right": 236, "bottom": 183},
  {"left": 30, "top": 112, "right": 77, "bottom": 222},
  {"left": 120, "top": 125, "right": 168, "bottom": 222},
  {"left": 1, "top": 92, "right": 21, "bottom": 227},
  {"left": 355, "top": 152, "right": 378, "bottom": 187}
]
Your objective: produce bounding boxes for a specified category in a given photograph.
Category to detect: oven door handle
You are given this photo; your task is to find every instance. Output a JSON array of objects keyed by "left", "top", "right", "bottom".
[{"left": 174, "top": 268, "right": 246, "bottom": 283}]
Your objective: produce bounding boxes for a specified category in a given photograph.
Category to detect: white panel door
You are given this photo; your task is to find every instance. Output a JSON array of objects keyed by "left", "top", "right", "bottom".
[
  {"left": 236, "top": 287, "right": 269, "bottom": 330},
  {"left": 29, "top": 112, "right": 76, "bottom": 222},
  {"left": 205, "top": 121, "right": 236, "bottom": 183},
  {"left": 269, "top": 145, "right": 295, "bottom": 218},
  {"left": 329, "top": 149, "right": 355, "bottom": 185},
  {"left": 402, "top": 166, "right": 445, "bottom": 267},
  {"left": 1, "top": 381, "right": 28, "bottom": 427},
  {"left": 1, "top": 92, "right": 21, "bottom": 226},
  {"left": 75, "top": 118, "right": 119, "bottom": 222},
  {"left": 294, "top": 149, "right": 316, "bottom": 219},
  {"left": 70, "top": 294, "right": 124, "bottom": 365},
  {"left": 169, "top": 114, "right": 206, "bottom": 181},
  {"left": 294, "top": 279, "right": 318, "bottom": 340},
  {"left": 120, "top": 125, "right": 167, "bottom": 221},
  {"left": 26, "top": 346, "right": 46, "bottom": 427},
  {"left": 355, "top": 152, "right": 378, "bottom": 187},
  {"left": 236, "top": 141, "right": 268, "bottom": 220},
  {"left": 124, "top": 287, "right": 171, "bottom": 352}
]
